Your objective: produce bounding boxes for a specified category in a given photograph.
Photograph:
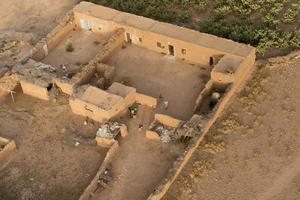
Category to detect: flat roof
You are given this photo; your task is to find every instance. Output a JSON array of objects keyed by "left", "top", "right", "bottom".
[
  {"left": 80, "top": 86, "right": 123, "bottom": 110},
  {"left": 73, "top": 2, "right": 255, "bottom": 57},
  {"left": 107, "top": 82, "right": 136, "bottom": 98},
  {"left": 213, "top": 54, "right": 244, "bottom": 73}
]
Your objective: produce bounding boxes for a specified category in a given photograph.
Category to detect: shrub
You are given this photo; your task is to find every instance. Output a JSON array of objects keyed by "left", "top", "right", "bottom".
[{"left": 66, "top": 43, "right": 74, "bottom": 52}]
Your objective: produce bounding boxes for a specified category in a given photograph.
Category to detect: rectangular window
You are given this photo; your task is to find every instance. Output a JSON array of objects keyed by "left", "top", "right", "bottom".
[
  {"left": 181, "top": 48, "right": 187, "bottom": 55},
  {"left": 157, "top": 42, "right": 162, "bottom": 48}
]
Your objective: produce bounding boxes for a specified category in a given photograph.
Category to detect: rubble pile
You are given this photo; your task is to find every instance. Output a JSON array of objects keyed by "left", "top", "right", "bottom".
[
  {"left": 175, "top": 115, "right": 204, "bottom": 141},
  {"left": 151, "top": 123, "right": 176, "bottom": 143},
  {"left": 96, "top": 122, "right": 121, "bottom": 139}
]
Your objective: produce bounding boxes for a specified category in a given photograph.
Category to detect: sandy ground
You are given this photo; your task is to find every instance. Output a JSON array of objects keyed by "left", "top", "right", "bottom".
[
  {"left": 164, "top": 51, "right": 300, "bottom": 200},
  {"left": 105, "top": 44, "right": 211, "bottom": 120},
  {"left": 0, "top": 90, "right": 107, "bottom": 200},
  {"left": 92, "top": 105, "right": 184, "bottom": 200},
  {"left": 0, "top": 0, "right": 79, "bottom": 38},
  {"left": 42, "top": 29, "right": 112, "bottom": 76}
]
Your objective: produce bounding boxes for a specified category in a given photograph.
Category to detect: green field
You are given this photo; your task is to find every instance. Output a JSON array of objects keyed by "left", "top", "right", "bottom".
[{"left": 87, "top": 0, "right": 300, "bottom": 56}]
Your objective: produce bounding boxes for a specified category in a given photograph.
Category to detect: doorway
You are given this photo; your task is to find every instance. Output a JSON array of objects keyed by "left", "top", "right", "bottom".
[
  {"left": 87, "top": 20, "right": 92, "bottom": 31},
  {"left": 80, "top": 19, "right": 86, "bottom": 29},
  {"left": 168, "top": 45, "right": 175, "bottom": 56},
  {"left": 126, "top": 33, "right": 132, "bottom": 43}
]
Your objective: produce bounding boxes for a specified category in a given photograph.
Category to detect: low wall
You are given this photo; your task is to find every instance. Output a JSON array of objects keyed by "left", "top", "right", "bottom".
[
  {"left": 71, "top": 63, "right": 97, "bottom": 87},
  {"left": 211, "top": 71, "right": 234, "bottom": 84},
  {"left": 154, "top": 114, "right": 181, "bottom": 128},
  {"left": 54, "top": 78, "right": 74, "bottom": 95},
  {"left": 135, "top": 93, "right": 157, "bottom": 108},
  {"left": 96, "top": 137, "right": 116, "bottom": 148},
  {"left": 69, "top": 98, "right": 110, "bottom": 122},
  {"left": 193, "top": 80, "right": 214, "bottom": 112},
  {"left": 0, "top": 137, "right": 16, "bottom": 163},
  {"left": 89, "top": 28, "right": 125, "bottom": 63},
  {"left": 79, "top": 142, "right": 119, "bottom": 200},
  {"left": 20, "top": 80, "right": 49, "bottom": 101}
]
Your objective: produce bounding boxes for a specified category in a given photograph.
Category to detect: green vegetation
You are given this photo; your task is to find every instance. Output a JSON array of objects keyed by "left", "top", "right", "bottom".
[
  {"left": 86, "top": 0, "right": 300, "bottom": 55},
  {"left": 66, "top": 43, "right": 74, "bottom": 52}
]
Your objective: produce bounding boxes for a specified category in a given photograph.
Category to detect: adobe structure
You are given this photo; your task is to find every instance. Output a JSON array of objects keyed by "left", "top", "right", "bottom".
[{"left": 0, "top": 1, "right": 256, "bottom": 200}]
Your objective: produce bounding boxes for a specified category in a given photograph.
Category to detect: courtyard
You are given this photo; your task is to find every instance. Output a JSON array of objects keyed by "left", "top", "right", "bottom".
[{"left": 105, "top": 44, "right": 211, "bottom": 120}]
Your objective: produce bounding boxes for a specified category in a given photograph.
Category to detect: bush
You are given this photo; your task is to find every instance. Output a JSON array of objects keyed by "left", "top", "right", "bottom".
[{"left": 66, "top": 43, "right": 74, "bottom": 52}]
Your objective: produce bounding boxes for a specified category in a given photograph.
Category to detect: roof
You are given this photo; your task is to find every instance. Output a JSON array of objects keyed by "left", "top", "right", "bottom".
[
  {"left": 213, "top": 54, "right": 244, "bottom": 73},
  {"left": 80, "top": 86, "right": 123, "bottom": 110},
  {"left": 107, "top": 82, "right": 136, "bottom": 98},
  {"left": 73, "top": 2, "right": 255, "bottom": 57}
]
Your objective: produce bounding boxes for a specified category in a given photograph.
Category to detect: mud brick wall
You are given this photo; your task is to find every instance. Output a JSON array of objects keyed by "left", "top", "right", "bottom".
[
  {"left": 79, "top": 142, "right": 119, "bottom": 200},
  {"left": 20, "top": 80, "right": 50, "bottom": 101},
  {"left": 89, "top": 28, "right": 125, "bottom": 63},
  {"left": 154, "top": 114, "right": 182, "bottom": 128},
  {"left": 69, "top": 98, "right": 110, "bottom": 122},
  {"left": 0, "top": 137, "right": 16, "bottom": 163},
  {"left": 71, "top": 63, "right": 97, "bottom": 87},
  {"left": 54, "top": 78, "right": 74, "bottom": 96},
  {"left": 107, "top": 90, "right": 136, "bottom": 118},
  {"left": 135, "top": 93, "right": 157, "bottom": 108}
]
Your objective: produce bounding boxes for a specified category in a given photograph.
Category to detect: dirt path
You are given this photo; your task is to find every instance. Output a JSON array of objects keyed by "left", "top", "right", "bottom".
[
  {"left": 164, "top": 51, "right": 300, "bottom": 200},
  {"left": 92, "top": 106, "right": 184, "bottom": 200}
]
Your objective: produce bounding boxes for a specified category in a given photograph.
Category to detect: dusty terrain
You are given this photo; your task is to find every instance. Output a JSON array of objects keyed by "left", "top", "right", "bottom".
[
  {"left": 92, "top": 106, "right": 184, "bottom": 200},
  {"left": 164, "top": 52, "right": 300, "bottom": 200},
  {"left": 0, "top": 89, "right": 108, "bottom": 200},
  {"left": 106, "top": 44, "right": 211, "bottom": 120},
  {"left": 0, "top": 0, "right": 78, "bottom": 38}
]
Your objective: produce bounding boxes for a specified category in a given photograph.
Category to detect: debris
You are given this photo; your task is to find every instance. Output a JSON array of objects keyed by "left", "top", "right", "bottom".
[
  {"left": 163, "top": 101, "right": 169, "bottom": 110},
  {"left": 75, "top": 142, "right": 80, "bottom": 147},
  {"left": 138, "top": 124, "right": 144, "bottom": 132},
  {"left": 83, "top": 120, "right": 88, "bottom": 126},
  {"left": 32, "top": 62, "right": 56, "bottom": 73},
  {"left": 151, "top": 123, "right": 176, "bottom": 143},
  {"left": 96, "top": 122, "right": 121, "bottom": 139},
  {"left": 98, "top": 164, "right": 112, "bottom": 188}
]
